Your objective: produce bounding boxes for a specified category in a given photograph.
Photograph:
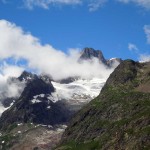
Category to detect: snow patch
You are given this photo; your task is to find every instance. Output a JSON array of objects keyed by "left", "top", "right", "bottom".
[
  {"left": 51, "top": 77, "right": 106, "bottom": 105},
  {"left": 17, "top": 123, "right": 23, "bottom": 126},
  {"left": 32, "top": 94, "right": 45, "bottom": 104},
  {"left": 40, "top": 94, "right": 45, "bottom": 98},
  {"left": 33, "top": 94, "right": 45, "bottom": 99},
  {"left": 109, "top": 58, "right": 117, "bottom": 61},
  {"left": 9, "top": 100, "right": 15, "bottom": 107},
  {"left": 47, "top": 93, "right": 59, "bottom": 103},
  {"left": 31, "top": 99, "right": 42, "bottom": 104},
  {"left": 47, "top": 106, "right": 51, "bottom": 109},
  {"left": 33, "top": 95, "right": 38, "bottom": 99},
  {"left": 27, "top": 76, "right": 32, "bottom": 80},
  {"left": 17, "top": 131, "right": 21, "bottom": 134}
]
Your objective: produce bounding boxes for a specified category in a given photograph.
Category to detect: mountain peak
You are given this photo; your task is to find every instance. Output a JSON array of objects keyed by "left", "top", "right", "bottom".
[
  {"left": 79, "top": 47, "right": 122, "bottom": 67},
  {"left": 79, "top": 47, "right": 107, "bottom": 64},
  {"left": 81, "top": 47, "right": 102, "bottom": 56},
  {"left": 18, "top": 71, "right": 38, "bottom": 82}
]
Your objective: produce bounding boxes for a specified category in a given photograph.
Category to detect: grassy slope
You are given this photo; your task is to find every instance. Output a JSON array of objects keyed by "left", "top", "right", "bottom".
[{"left": 55, "top": 60, "right": 150, "bottom": 150}]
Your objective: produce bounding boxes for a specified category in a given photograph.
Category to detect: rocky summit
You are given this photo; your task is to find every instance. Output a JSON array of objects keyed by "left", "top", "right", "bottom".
[
  {"left": 55, "top": 60, "right": 150, "bottom": 150},
  {"left": 79, "top": 47, "right": 107, "bottom": 64},
  {"left": 79, "top": 47, "right": 122, "bottom": 67}
]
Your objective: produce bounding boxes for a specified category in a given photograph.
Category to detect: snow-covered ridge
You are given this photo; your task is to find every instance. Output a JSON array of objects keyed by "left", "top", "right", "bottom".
[
  {"left": 29, "top": 77, "right": 106, "bottom": 108},
  {"left": 0, "top": 75, "right": 107, "bottom": 115},
  {"left": 109, "top": 58, "right": 117, "bottom": 61},
  {"left": 51, "top": 77, "right": 106, "bottom": 106}
]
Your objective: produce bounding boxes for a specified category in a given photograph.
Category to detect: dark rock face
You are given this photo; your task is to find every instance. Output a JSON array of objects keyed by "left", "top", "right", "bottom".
[
  {"left": 79, "top": 47, "right": 122, "bottom": 67},
  {"left": 0, "top": 73, "right": 73, "bottom": 131},
  {"left": 56, "top": 60, "right": 150, "bottom": 150},
  {"left": 40, "top": 74, "right": 53, "bottom": 84},
  {"left": 18, "top": 71, "right": 38, "bottom": 82},
  {"left": 20, "top": 78, "right": 55, "bottom": 100},
  {"left": 79, "top": 47, "right": 107, "bottom": 65}
]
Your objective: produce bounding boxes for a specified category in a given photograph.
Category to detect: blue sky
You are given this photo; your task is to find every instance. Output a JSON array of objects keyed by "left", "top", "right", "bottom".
[
  {"left": 0, "top": 0, "right": 150, "bottom": 105},
  {"left": 0, "top": 0, "right": 150, "bottom": 62}
]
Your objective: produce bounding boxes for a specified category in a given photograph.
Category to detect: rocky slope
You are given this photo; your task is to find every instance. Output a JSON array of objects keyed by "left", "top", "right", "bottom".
[
  {"left": 55, "top": 60, "right": 150, "bottom": 150},
  {"left": 0, "top": 75, "right": 106, "bottom": 150},
  {"left": 0, "top": 73, "right": 73, "bottom": 131},
  {"left": 0, "top": 122, "right": 67, "bottom": 150},
  {"left": 0, "top": 72, "right": 72, "bottom": 150}
]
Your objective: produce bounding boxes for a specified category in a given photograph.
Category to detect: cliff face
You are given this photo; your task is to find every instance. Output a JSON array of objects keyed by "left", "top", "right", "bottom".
[
  {"left": 79, "top": 47, "right": 122, "bottom": 67},
  {"left": 79, "top": 47, "right": 107, "bottom": 64},
  {"left": 56, "top": 60, "right": 150, "bottom": 150}
]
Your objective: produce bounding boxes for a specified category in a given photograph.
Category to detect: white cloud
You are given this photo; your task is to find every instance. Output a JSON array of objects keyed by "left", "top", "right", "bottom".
[
  {"left": 23, "top": 0, "right": 108, "bottom": 11},
  {"left": 0, "top": 63, "right": 24, "bottom": 78},
  {"left": 3, "top": 0, "right": 150, "bottom": 11},
  {"left": 139, "top": 54, "right": 150, "bottom": 62},
  {"left": 23, "top": 0, "right": 82, "bottom": 9},
  {"left": 0, "top": 63, "right": 25, "bottom": 100},
  {"left": 144, "top": 25, "right": 150, "bottom": 44},
  {"left": 88, "top": 0, "right": 107, "bottom": 12},
  {"left": 117, "top": 0, "right": 150, "bottom": 10},
  {"left": 0, "top": 19, "right": 115, "bottom": 81},
  {"left": 128, "top": 43, "right": 138, "bottom": 52}
]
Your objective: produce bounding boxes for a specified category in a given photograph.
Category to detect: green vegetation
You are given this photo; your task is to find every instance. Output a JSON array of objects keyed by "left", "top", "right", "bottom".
[
  {"left": 0, "top": 134, "right": 19, "bottom": 150},
  {"left": 56, "top": 60, "right": 150, "bottom": 150},
  {"left": 6, "top": 123, "right": 17, "bottom": 133},
  {"left": 56, "top": 140, "right": 100, "bottom": 150}
]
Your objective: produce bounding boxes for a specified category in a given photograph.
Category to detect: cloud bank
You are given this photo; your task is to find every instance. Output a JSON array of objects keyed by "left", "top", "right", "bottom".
[
  {"left": 0, "top": 63, "right": 25, "bottom": 100},
  {"left": 23, "top": 0, "right": 82, "bottom": 10},
  {"left": 0, "top": 19, "right": 116, "bottom": 78},
  {"left": 117, "top": 0, "right": 150, "bottom": 10},
  {"left": 139, "top": 54, "right": 150, "bottom": 62},
  {"left": 23, "top": 0, "right": 108, "bottom": 11},
  {"left": 22, "top": 0, "right": 150, "bottom": 11},
  {"left": 2, "top": 0, "right": 150, "bottom": 11}
]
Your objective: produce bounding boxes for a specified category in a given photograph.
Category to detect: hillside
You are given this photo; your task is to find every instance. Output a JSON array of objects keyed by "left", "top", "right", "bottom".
[{"left": 55, "top": 60, "right": 150, "bottom": 150}]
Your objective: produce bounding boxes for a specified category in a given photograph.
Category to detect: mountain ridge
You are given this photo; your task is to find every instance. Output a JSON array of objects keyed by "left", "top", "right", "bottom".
[{"left": 55, "top": 60, "right": 150, "bottom": 150}]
